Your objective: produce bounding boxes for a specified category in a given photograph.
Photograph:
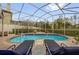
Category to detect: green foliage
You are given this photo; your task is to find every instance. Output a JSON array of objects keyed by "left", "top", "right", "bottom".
[
  {"left": 75, "top": 35, "right": 79, "bottom": 41},
  {"left": 53, "top": 17, "right": 72, "bottom": 29},
  {"left": 53, "top": 30, "right": 79, "bottom": 37},
  {"left": 45, "top": 21, "right": 52, "bottom": 29}
]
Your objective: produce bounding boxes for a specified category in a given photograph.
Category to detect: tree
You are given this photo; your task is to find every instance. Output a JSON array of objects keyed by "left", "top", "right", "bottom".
[
  {"left": 53, "top": 17, "right": 72, "bottom": 29},
  {"left": 73, "top": 15, "right": 77, "bottom": 28}
]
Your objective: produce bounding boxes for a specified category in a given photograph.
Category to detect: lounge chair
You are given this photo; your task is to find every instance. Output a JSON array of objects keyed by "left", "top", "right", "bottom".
[
  {"left": 13, "top": 40, "right": 34, "bottom": 55},
  {"left": 0, "top": 40, "right": 34, "bottom": 55},
  {"left": 61, "top": 47, "right": 79, "bottom": 55},
  {"left": 0, "top": 50, "right": 19, "bottom": 55},
  {"left": 44, "top": 40, "right": 60, "bottom": 55},
  {"left": 51, "top": 47, "right": 79, "bottom": 55},
  {"left": 44, "top": 40, "right": 79, "bottom": 55}
]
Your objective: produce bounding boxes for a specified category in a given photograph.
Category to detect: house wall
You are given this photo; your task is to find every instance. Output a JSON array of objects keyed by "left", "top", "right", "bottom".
[
  {"left": 2, "top": 10, "right": 12, "bottom": 24},
  {"left": 0, "top": 24, "right": 27, "bottom": 32}
]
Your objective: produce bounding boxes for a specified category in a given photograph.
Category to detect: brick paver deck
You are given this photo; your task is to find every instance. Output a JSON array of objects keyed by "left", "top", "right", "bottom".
[{"left": 32, "top": 39, "right": 46, "bottom": 55}]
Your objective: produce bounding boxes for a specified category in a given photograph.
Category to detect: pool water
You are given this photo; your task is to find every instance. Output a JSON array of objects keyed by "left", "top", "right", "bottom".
[{"left": 10, "top": 34, "right": 68, "bottom": 42}]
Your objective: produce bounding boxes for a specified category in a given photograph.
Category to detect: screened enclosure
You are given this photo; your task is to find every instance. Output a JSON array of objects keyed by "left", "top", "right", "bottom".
[{"left": 0, "top": 3, "right": 79, "bottom": 41}]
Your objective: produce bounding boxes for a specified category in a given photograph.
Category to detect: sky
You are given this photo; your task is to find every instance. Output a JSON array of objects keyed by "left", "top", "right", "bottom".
[{"left": 1, "top": 3, "right": 79, "bottom": 23}]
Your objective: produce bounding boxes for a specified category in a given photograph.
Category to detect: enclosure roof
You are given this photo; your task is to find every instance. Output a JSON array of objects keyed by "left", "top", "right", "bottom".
[{"left": 1, "top": 3, "right": 79, "bottom": 22}]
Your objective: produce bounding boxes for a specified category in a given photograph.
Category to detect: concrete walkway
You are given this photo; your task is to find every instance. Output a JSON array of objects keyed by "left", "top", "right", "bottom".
[
  {"left": 0, "top": 34, "right": 21, "bottom": 50},
  {"left": 32, "top": 39, "right": 46, "bottom": 55}
]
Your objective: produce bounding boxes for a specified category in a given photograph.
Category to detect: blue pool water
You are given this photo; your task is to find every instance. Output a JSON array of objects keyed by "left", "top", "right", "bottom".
[{"left": 10, "top": 34, "right": 68, "bottom": 42}]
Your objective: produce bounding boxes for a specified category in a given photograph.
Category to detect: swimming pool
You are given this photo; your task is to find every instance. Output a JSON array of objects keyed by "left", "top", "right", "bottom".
[{"left": 10, "top": 34, "right": 68, "bottom": 42}]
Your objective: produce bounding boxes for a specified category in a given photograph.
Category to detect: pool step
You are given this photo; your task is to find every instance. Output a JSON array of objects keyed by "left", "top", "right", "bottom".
[{"left": 32, "top": 39, "right": 46, "bottom": 55}]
